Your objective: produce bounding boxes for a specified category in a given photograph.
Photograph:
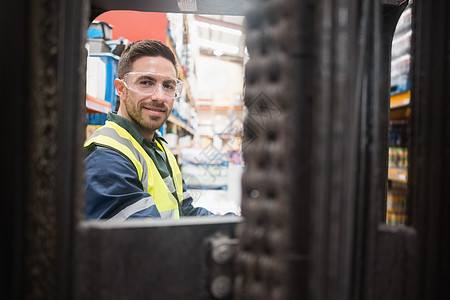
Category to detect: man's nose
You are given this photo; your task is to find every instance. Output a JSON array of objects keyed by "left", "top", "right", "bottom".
[{"left": 150, "top": 84, "right": 165, "bottom": 99}]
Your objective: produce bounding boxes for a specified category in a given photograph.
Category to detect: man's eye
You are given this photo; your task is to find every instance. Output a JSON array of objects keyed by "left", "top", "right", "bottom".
[
  {"left": 163, "top": 83, "right": 176, "bottom": 91},
  {"left": 138, "top": 80, "right": 155, "bottom": 86}
]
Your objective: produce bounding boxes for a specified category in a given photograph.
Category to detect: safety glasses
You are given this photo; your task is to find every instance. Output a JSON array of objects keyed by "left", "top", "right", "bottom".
[{"left": 122, "top": 72, "right": 183, "bottom": 99}]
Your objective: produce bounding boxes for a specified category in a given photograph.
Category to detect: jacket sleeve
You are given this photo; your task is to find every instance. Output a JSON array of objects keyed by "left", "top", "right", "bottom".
[
  {"left": 179, "top": 187, "right": 216, "bottom": 217},
  {"left": 179, "top": 182, "right": 238, "bottom": 217},
  {"left": 85, "top": 147, "right": 161, "bottom": 220}
]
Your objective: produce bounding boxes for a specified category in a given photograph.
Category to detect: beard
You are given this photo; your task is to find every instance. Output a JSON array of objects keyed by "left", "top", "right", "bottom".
[{"left": 122, "top": 93, "right": 171, "bottom": 138}]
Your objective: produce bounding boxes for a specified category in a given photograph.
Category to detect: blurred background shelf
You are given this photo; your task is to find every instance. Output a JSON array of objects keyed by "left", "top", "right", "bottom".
[
  {"left": 388, "top": 167, "right": 408, "bottom": 183},
  {"left": 168, "top": 114, "right": 195, "bottom": 135},
  {"left": 390, "top": 90, "right": 410, "bottom": 109},
  {"left": 86, "top": 94, "right": 112, "bottom": 114}
]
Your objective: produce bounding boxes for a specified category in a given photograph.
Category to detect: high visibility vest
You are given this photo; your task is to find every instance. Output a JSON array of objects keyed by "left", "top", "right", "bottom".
[{"left": 84, "top": 121, "right": 183, "bottom": 219}]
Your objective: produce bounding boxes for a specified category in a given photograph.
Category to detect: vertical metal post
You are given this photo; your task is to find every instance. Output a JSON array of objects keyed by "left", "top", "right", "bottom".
[
  {"left": 409, "top": 0, "right": 450, "bottom": 298},
  {"left": 1, "top": 0, "right": 89, "bottom": 299}
]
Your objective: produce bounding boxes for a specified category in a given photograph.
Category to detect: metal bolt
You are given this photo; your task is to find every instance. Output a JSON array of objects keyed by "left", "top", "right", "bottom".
[
  {"left": 212, "top": 241, "right": 234, "bottom": 264},
  {"left": 211, "top": 275, "right": 232, "bottom": 299},
  {"left": 250, "top": 189, "right": 260, "bottom": 198}
]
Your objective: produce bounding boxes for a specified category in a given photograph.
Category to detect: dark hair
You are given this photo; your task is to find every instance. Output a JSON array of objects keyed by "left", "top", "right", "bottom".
[{"left": 117, "top": 39, "right": 177, "bottom": 79}]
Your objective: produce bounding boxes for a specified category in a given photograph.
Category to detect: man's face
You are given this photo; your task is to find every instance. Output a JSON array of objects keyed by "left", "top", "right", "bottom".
[{"left": 115, "top": 56, "right": 177, "bottom": 139}]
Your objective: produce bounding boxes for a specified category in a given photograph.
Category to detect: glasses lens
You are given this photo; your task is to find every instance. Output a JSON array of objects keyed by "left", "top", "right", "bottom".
[{"left": 124, "top": 72, "right": 183, "bottom": 98}]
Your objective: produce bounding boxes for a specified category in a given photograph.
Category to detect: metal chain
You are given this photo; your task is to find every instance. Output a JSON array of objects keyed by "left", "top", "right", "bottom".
[{"left": 235, "top": 0, "right": 294, "bottom": 298}]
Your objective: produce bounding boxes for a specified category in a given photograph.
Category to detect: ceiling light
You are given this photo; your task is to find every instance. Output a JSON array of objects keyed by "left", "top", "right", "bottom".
[
  {"left": 197, "top": 38, "right": 240, "bottom": 55},
  {"left": 194, "top": 21, "right": 242, "bottom": 36},
  {"left": 210, "top": 24, "right": 242, "bottom": 36},
  {"left": 213, "top": 49, "right": 224, "bottom": 56}
]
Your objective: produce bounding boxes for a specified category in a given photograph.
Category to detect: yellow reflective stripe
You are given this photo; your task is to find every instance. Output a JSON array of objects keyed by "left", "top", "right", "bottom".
[
  {"left": 163, "top": 176, "right": 176, "bottom": 194},
  {"left": 156, "top": 140, "right": 184, "bottom": 203},
  {"left": 107, "top": 121, "right": 147, "bottom": 159},
  {"left": 108, "top": 196, "right": 156, "bottom": 221},
  {"left": 85, "top": 134, "right": 143, "bottom": 180},
  {"left": 160, "top": 208, "right": 180, "bottom": 219}
]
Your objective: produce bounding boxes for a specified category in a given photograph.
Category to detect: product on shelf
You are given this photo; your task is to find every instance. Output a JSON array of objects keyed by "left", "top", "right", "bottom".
[
  {"left": 386, "top": 182, "right": 407, "bottom": 225},
  {"left": 389, "top": 147, "right": 408, "bottom": 169}
]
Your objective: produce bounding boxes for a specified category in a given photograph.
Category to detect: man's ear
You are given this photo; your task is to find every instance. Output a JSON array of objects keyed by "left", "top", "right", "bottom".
[{"left": 114, "top": 78, "right": 126, "bottom": 99}]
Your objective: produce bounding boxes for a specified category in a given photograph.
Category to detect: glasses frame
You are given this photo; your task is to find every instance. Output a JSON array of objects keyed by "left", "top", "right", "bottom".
[{"left": 122, "top": 72, "right": 184, "bottom": 99}]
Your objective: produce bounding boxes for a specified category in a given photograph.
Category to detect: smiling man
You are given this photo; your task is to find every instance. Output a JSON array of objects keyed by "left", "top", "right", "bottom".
[{"left": 84, "top": 40, "right": 227, "bottom": 220}]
